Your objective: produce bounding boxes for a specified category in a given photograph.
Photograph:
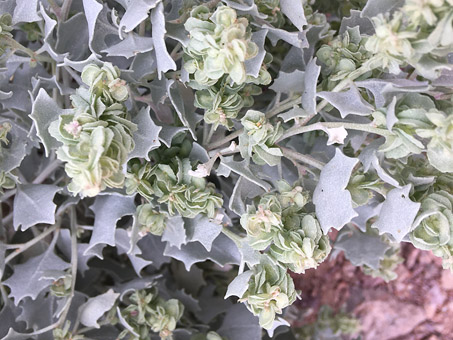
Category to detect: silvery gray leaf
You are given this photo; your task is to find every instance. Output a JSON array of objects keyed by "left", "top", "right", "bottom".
[
  {"left": 30, "top": 88, "right": 72, "bottom": 156},
  {"left": 13, "top": 184, "right": 61, "bottom": 231},
  {"left": 218, "top": 304, "right": 261, "bottom": 340},
  {"left": 372, "top": 185, "right": 421, "bottom": 242},
  {"left": 302, "top": 58, "right": 321, "bottom": 115},
  {"left": 151, "top": 2, "right": 177, "bottom": 77},
  {"left": 3, "top": 242, "right": 70, "bottom": 305},
  {"left": 313, "top": 149, "right": 358, "bottom": 234},
  {"left": 167, "top": 79, "right": 201, "bottom": 140},
  {"left": 317, "top": 86, "right": 374, "bottom": 118},
  {"left": 12, "top": 0, "right": 40, "bottom": 24},
  {"left": 84, "top": 195, "right": 136, "bottom": 258},
  {"left": 115, "top": 229, "right": 152, "bottom": 276},
  {"left": 270, "top": 69, "right": 305, "bottom": 93},
  {"left": 128, "top": 106, "right": 162, "bottom": 161},
  {"left": 280, "top": 0, "right": 306, "bottom": 31},
  {"left": 245, "top": 29, "right": 268, "bottom": 78},
  {"left": 335, "top": 227, "right": 390, "bottom": 269},
  {"left": 184, "top": 215, "right": 222, "bottom": 251},
  {"left": 229, "top": 176, "right": 265, "bottom": 215},
  {"left": 220, "top": 157, "right": 272, "bottom": 192},
  {"left": 102, "top": 34, "right": 154, "bottom": 58},
  {"left": 0, "top": 120, "right": 28, "bottom": 172},
  {"left": 118, "top": 0, "right": 161, "bottom": 33},
  {"left": 164, "top": 234, "right": 241, "bottom": 270},
  {"left": 162, "top": 215, "right": 187, "bottom": 250},
  {"left": 78, "top": 289, "right": 119, "bottom": 328},
  {"left": 225, "top": 270, "right": 253, "bottom": 299}
]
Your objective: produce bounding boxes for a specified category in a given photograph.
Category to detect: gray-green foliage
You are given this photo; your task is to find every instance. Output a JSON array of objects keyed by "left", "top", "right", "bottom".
[{"left": 1, "top": 0, "right": 453, "bottom": 338}]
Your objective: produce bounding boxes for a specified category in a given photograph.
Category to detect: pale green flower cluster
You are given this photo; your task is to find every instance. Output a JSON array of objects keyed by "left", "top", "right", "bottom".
[
  {"left": 317, "top": 26, "right": 373, "bottom": 90},
  {"left": 365, "top": 0, "right": 453, "bottom": 76},
  {"left": 240, "top": 181, "right": 331, "bottom": 273},
  {"left": 347, "top": 172, "right": 386, "bottom": 207},
  {"left": 239, "top": 110, "right": 283, "bottom": 166},
  {"left": 184, "top": 5, "right": 258, "bottom": 86},
  {"left": 184, "top": 5, "right": 271, "bottom": 129},
  {"left": 120, "top": 287, "right": 184, "bottom": 340},
  {"left": 240, "top": 258, "right": 298, "bottom": 329},
  {"left": 127, "top": 157, "right": 223, "bottom": 219},
  {"left": 269, "top": 214, "right": 331, "bottom": 274},
  {"left": 195, "top": 79, "right": 267, "bottom": 130},
  {"left": 410, "top": 190, "right": 453, "bottom": 270},
  {"left": 49, "top": 63, "right": 136, "bottom": 197},
  {"left": 416, "top": 109, "right": 453, "bottom": 173},
  {"left": 0, "top": 13, "right": 13, "bottom": 55},
  {"left": 361, "top": 244, "right": 403, "bottom": 282},
  {"left": 136, "top": 203, "right": 168, "bottom": 236},
  {"left": 372, "top": 93, "right": 453, "bottom": 172}
]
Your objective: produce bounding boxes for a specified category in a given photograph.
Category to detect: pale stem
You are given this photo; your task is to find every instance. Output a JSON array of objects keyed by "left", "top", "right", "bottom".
[
  {"left": 5, "top": 224, "right": 59, "bottom": 264},
  {"left": 57, "top": 207, "right": 78, "bottom": 326},
  {"left": 279, "top": 146, "right": 325, "bottom": 170},
  {"left": 278, "top": 122, "right": 393, "bottom": 143},
  {"left": 32, "top": 159, "right": 62, "bottom": 184}
]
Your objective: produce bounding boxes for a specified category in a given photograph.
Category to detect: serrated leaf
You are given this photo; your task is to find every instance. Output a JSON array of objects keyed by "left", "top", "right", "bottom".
[
  {"left": 317, "top": 86, "right": 374, "bottom": 118},
  {"left": 302, "top": 58, "right": 321, "bottom": 115},
  {"left": 266, "top": 27, "right": 307, "bottom": 49},
  {"left": 3, "top": 243, "right": 70, "bottom": 305},
  {"left": 229, "top": 176, "right": 265, "bottom": 215},
  {"left": 270, "top": 69, "right": 305, "bottom": 93},
  {"left": 84, "top": 195, "right": 136, "bottom": 258},
  {"left": 362, "top": 0, "right": 404, "bottom": 18},
  {"left": 278, "top": 106, "right": 308, "bottom": 122},
  {"left": 30, "top": 88, "right": 72, "bottom": 156},
  {"left": 115, "top": 229, "right": 152, "bottom": 276},
  {"left": 220, "top": 158, "right": 271, "bottom": 192},
  {"left": 280, "top": 0, "right": 306, "bottom": 31},
  {"left": 184, "top": 215, "right": 222, "bottom": 251},
  {"left": 151, "top": 2, "right": 177, "bottom": 77},
  {"left": 225, "top": 271, "right": 253, "bottom": 299},
  {"left": 0, "top": 120, "right": 28, "bottom": 172},
  {"left": 245, "top": 29, "right": 268, "bottom": 78},
  {"left": 167, "top": 79, "right": 201, "bottom": 140},
  {"left": 335, "top": 227, "right": 390, "bottom": 270},
  {"left": 118, "top": 0, "right": 161, "bottom": 33},
  {"left": 138, "top": 234, "right": 171, "bottom": 268},
  {"left": 79, "top": 289, "right": 119, "bottom": 328},
  {"left": 218, "top": 304, "right": 261, "bottom": 340},
  {"left": 162, "top": 216, "right": 187, "bottom": 249},
  {"left": 102, "top": 34, "right": 154, "bottom": 58},
  {"left": 313, "top": 149, "right": 358, "bottom": 234},
  {"left": 128, "top": 106, "right": 162, "bottom": 161},
  {"left": 13, "top": 184, "right": 61, "bottom": 231},
  {"left": 82, "top": 0, "right": 103, "bottom": 55},
  {"left": 372, "top": 185, "right": 421, "bottom": 242},
  {"left": 164, "top": 234, "right": 240, "bottom": 270},
  {"left": 12, "top": 0, "right": 40, "bottom": 24}
]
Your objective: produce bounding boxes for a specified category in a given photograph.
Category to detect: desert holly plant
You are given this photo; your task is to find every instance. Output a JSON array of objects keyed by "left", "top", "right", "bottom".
[{"left": 0, "top": 0, "right": 452, "bottom": 339}]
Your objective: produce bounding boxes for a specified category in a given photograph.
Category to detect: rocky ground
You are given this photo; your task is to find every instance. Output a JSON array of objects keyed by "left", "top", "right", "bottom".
[{"left": 290, "top": 244, "right": 453, "bottom": 340}]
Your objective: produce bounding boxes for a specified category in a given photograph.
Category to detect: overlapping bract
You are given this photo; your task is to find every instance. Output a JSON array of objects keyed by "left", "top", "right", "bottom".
[
  {"left": 127, "top": 157, "right": 223, "bottom": 219},
  {"left": 240, "top": 181, "right": 331, "bottom": 274},
  {"left": 410, "top": 191, "right": 453, "bottom": 270},
  {"left": 49, "top": 63, "right": 136, "bottom": 197},
  {"left": 239, "top": 110, "right": 283, "bottom": 166},
  {"left": 120, "top": 288, "right": 184, "bottom": 340},
  {"left": 240, "top": 258, "right": 297, "bottom": 329},
  {"left": 184, "top": 5, "right": 258, "bottom": 86}
]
